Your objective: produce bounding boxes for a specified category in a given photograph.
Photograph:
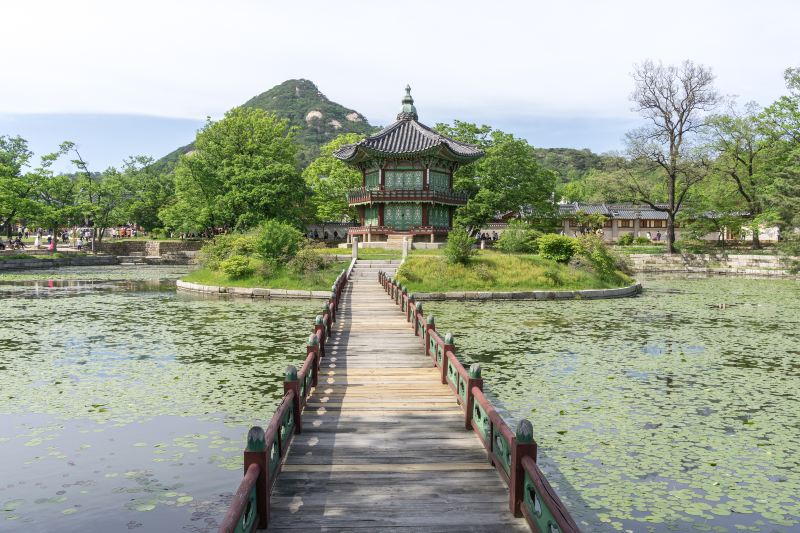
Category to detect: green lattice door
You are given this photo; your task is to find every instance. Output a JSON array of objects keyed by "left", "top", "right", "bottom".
[{"left": 385, "top": 203, "right": 422, "bottom": 230}]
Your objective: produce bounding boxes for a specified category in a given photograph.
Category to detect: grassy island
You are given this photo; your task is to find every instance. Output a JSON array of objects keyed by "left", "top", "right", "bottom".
[
  {"left": 182, "top": 260, "right": 348, "bottom": 291},
  {"left": 395, "top": 250, "right": 632, "bottom": 293}
]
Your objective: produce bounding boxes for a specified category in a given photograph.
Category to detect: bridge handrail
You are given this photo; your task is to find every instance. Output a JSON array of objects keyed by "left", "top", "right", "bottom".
[
  {"left": 219, "top": 266, "right": 350, "bottom": 533},
  {"left": 378, "top": 270, "right": 580, "bottom": 532}
]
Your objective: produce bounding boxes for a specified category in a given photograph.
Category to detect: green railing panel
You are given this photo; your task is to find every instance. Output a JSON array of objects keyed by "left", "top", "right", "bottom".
[
  {"left": 473, "top": 401, "right": 490, "bottom": 443},
  {"left": 436, "top": 343, "right": 443, "bottom": 366},
  {"left": 233, "top": 483, "right": 258, "bottom": 533},
  {"left": 494, "top": 429, "right": 512, "bottom": 476},
  {"left": 458, "top": 374, "right": 467, "bottom": 404},
  {"left": 280, "top": 407, "right": 294, "bottom": 445},
  {"left": 269, "top": 434, "right": 280, "bottom": 475},
  {"left": 446, "top": 359, "right": 458, "bottom": 389},
  {"left": 429, "top": 335, "right": 435, "bottom": 357},
  {"left": 523, "top": 470, "right": 561, "bottom": 533}
]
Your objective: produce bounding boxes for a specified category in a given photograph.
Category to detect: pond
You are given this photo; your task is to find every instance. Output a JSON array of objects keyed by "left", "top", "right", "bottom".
[
  {"left": 1, "top": 269, "right": 798, "bottom": 532},
  {"left": 424, "top": 275, "right": 800, "bottom": 533},
  {"left": 0, "top": 266, "right": 321, "bottom": 531}
]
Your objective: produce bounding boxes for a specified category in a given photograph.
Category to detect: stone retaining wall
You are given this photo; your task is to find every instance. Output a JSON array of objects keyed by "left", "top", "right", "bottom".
[
  {"left": 629, "top": 253, "right": 795, "bottom": 276},
  {"left": 412, "top": 282, "right": 642, "bottom": 301},
  {"left": 96, "top": 240, "right": 204, "bottom": 256},
  {"left": 0, "top": 255, "right": 118, "bottom": 271},
  {"left": 176, "top": 280, "right": 331, "bottom": 300}
]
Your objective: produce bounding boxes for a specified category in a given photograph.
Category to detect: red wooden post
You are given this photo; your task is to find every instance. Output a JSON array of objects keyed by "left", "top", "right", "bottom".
[
  {"left": 425, "top": 315, "right": 435, "bottom": 360},
  {"left": 465, "top": 363, "right": 483, "bottom": 430},
  {"left": 307, "top": 334, "right": 320, "bottom": 387},
  {"left": 244, "top": 426, "right": 269, "bottom": 529},
  {"left": 510, "top": 420, "right": 537, "bottom": 516},
  {"left": 284, "top": 365, "right": 302, "bottom": 435},
  {"left": 314, "top": 316, "right": 325, "bottom": 359},
  {"left": 441, "top": 333, "right": 455, "bottom": 384}
]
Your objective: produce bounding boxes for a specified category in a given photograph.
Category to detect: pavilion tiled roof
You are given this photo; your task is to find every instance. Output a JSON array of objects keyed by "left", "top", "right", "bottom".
[{"left": 334, "top": 86, "right": 484, "bottom": 165}]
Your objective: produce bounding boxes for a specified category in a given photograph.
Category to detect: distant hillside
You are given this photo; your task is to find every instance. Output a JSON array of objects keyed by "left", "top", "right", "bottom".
[
  {"left": 153, "top": 79, "right": 377, "bottom": 172},
  {"left": 533, "top": 147, "right": 610, "bottom": 183}
]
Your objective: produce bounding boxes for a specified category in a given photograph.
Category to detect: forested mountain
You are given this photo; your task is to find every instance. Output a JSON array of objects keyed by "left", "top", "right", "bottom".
[
  {"left": 533, "top": 147, "right": 611, "bottom": 183},
  {"left": 153, "top": 79, "right": 378, "bottom": 171}
]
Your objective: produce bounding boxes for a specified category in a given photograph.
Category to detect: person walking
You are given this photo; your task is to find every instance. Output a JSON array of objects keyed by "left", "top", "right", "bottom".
[{"left": 34, "top": 233, "right": 40, "bottom": 249}]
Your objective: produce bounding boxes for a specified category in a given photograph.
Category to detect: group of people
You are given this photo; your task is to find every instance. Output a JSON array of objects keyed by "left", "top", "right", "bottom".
[{"left": 477, "top": 231, "right": 499, "bottom": 242}]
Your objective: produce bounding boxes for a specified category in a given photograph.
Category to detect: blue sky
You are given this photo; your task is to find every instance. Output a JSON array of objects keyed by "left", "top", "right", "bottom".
[{"left": 1, "top": 0, "right": 797, "bottom": 171}]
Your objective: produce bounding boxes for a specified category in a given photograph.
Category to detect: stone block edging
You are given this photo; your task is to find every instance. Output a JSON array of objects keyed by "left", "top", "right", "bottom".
[
  {"left": 0, "top": 255, "right": 118, "bottom": 271},
  {"left": 175, "top": 280, "right": 331, "bottom": 300},
  {"left": 410, "top": 281, "right": 642, "bottom": 301}
]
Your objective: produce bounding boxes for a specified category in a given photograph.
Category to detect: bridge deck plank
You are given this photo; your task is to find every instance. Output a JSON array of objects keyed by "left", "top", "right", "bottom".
[{"left": 268, "top": 269, "right": 527, "bottom": 532}]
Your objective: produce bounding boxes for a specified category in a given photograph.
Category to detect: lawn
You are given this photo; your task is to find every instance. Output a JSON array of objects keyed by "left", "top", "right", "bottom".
[
  {"left": 182, "top": 260, "right": 349, "bottom": 291},
  {"left": 316, "top": 247, "right": 403, "bottom": 259},
  {"left": 394, "top": 250, "right": 632, "bottom": 293}
]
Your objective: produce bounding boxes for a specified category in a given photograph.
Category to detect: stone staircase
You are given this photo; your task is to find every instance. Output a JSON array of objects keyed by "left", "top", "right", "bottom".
[
  {"left": 384, "top": 234, "right": 411, "bottom": 250},
  {"left": 350, "top": 259, "right": 401, "bottom": 281},
  {"left": 116, "top": 252, "right": 147, "bottom": 265}
]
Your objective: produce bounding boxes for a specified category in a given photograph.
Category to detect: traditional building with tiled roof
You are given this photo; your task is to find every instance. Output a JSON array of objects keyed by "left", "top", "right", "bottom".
[{"left": 334, "top": 86, "right": 484, "bottom": 247}]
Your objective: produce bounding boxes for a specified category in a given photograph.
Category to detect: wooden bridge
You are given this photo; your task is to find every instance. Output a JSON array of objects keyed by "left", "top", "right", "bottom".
[{"left": 219, "top": 259, "right": 580, "bottom": 532}]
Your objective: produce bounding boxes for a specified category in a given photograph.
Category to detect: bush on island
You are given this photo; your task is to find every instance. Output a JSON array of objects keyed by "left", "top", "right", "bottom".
[
  {"left": 496, "top": 220, "right": 542, "bottom": 254},
  {"left": 538, "top": 234, "right": 578, "bottom": 263},
  {"left": 256, "top": 219, "right": 303, "bottom": 263},
  {"left": 444, "top": 227, "right": 476, "bottom": 265},
  {"left": 199, "top": 233, "right": 257, "bottom": 270},
  {"left": 220, "top": 255, "right": 254, "bottom": 279},
  {"left": 617, "top": 233, "right": 634, "bottom": 246}
]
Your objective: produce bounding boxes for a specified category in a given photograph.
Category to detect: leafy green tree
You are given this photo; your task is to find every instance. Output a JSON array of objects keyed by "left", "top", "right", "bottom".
[
  {"left": 759, "top": 67, "right": 800, "bottom": 230},
  {"left": 122, "top": 156, "right": 174, "bottom": 231},
  {"left": 31, "top": 149, "right": 81, "bottom": 243},
  {"left": 161, "top": 107, "right": 303, "bottom": 234},
  {"left": 303, "top": 133, "right": 363, "bottom": 223},
  {"left": 0, "top": 135, "right": 36, "bottom": 238},
  {"left": 435, "top": 122, "right": 556, "bottom": 233},
  {"left": 707, "top": 103, "right": 777, "bottom": 248},
  {"left": 574, "top": 210, "right": 608, "bottom": 234}
]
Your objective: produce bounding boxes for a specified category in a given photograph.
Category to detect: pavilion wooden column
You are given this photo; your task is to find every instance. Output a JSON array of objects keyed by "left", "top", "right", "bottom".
[
  {"left": 378, "top": 204, "right": 385, "bottom": 226},
  {"left": 422, "top": 204, "right": 429, "bottom": 226}
]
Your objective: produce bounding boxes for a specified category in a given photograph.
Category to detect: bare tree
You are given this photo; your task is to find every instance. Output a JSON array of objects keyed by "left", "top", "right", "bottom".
[{"left": 626, "top": 60, "right": 721, "bottom": 253}]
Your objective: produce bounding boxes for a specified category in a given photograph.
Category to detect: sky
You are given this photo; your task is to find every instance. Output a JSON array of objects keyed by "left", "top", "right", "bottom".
[{"left": 1, "top": 0, "right": 798, "bottom": 171}]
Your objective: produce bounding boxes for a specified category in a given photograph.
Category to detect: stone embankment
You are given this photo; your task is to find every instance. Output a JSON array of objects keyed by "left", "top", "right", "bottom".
[
  {"left": 175, "top": 280, "right": 332, "bottom": 299},
  {"left": 0, "top": 255, "right": 118, "bottom": 271},
  {"left": 95, "top": 240, "right": 202, "bottom": 265},
  {"left": 629, "top": 253, "right": 796, "bottom": 276},
  {"left": 411, "top": 282, "right": 642, "bottom": 301}
]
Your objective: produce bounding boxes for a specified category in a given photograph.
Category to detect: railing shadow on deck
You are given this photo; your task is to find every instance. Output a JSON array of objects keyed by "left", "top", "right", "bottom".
[
  {"left": 218, "top": 260, "right": 354, "bottom": 533},
  {"left": 379, "top": 271, "right": 582, "bottom": 533}
]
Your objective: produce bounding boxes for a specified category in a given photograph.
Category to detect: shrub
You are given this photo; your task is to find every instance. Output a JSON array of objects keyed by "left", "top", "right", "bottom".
[
  {"left": 617, "top": 233, "right": 634, "bottom": 246},
  {"left": 289, "top": 247, "right": 328, "bottom": 274},
  {"left": 219, "top": 255, "right": 254, "bottom": 279},
  {"left": 538, "top": 234, "right": 578, "bottom": 263},
  {"left": 495, "top": 220, "right": 542, "bottom": 254},
  {"left": 199, "top": 233, "right": 256, "bottom": 270},
  {"left": 634, "top": 236, "right": 651, "bottom": 245},
  {"left": 256, "top": 220, "right": 303, "bottom": 263},
  {"left": 542, "top": 267, "right": 563, "bottom": 286},
  {"left": 256, "top": 260, "right": 276, "bottom": 279},
  {"left": 445, "top": 227, "right": 475, "bottom": 265},
  {"left": 574, "top": 235, "right": 619, "bottom": 281}
]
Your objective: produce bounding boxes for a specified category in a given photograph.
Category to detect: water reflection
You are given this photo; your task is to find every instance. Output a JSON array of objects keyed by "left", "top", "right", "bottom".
[{"left": 425, "top": 275, "right": 800, "bottom": 532}]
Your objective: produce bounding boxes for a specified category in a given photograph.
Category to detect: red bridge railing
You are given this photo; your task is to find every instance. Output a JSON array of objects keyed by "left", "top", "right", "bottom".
[
  {"left": 380, "top": 270, "right": 581, "bottom": 533},
  {"left": 218, "top": 262, "right": 351, "bottom": 533}
]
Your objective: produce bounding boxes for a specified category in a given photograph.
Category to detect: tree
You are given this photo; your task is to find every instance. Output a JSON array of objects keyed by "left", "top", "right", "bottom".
[
  {"left": 0, "top": 136, "right": 36, "bottom": 238},
  {"left": 122, "top": 156, "right": 174, "bottom": 231},
  {"left": 302, "top": 133, "right": 363, "bottom": 224},
  {"left": 160, "top": 107, "right": 304, "bottom": 234},
  {"left": 626, "top": 60, "right": 721, "bottom": 253},
  {"left": 435, "top": 123, "right": 557, "bottom": 233},
  {"left": 707, "top": 102, "right": 775, "bottom": 248},
  {"left": 31, "top": 149, "right": 80, "bottom": 243},
  {"left": 759, "top": 67, "right": 800, "bottom": 230}
]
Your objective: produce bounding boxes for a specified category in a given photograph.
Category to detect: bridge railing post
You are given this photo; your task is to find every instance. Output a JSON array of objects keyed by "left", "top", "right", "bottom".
[
  {"left": 425, "top": 315, "right": 435, "bottom": 360},
  {"left": 413, "top": 301, "right": 423, "bottom": 337},
  {"left": 307, "top": 334, "right": 320, "bottom": 388},
  {"left": 465, "top": 364, "right": 483, "bottom": 430},
  {"left": 314, "top": 316, "right": 326, "bottom": 359},
  {"left": 284, "top": 365, "right": 302, "bottom": 435},
  {"left": 244, "top": 426, "right": 269, "bottom": 529},
  {"left": 441, "top": 333, "right": 455, "bottom": 385},
  {"left": 407, "top": 294, "right": 415, "bottom": 323},
  {"left": 510, "top": 420, "right": 537, "bottom": 516}
]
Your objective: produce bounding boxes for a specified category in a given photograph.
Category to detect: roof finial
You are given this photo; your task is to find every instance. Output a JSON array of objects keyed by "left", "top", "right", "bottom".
[{"left": 397, "top": 84, "right": 418, "bottom": 121}]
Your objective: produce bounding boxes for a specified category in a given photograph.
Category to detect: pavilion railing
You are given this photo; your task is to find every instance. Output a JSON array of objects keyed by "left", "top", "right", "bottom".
[
  {"left": 346, "top": 187, "right": 468, "bottom": 205},
  {"left": 218, "top": 259, "right": 353, "bottom": 533},
  {"left": 379, "top": 270, "right": 581, "bottom": 533}
]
